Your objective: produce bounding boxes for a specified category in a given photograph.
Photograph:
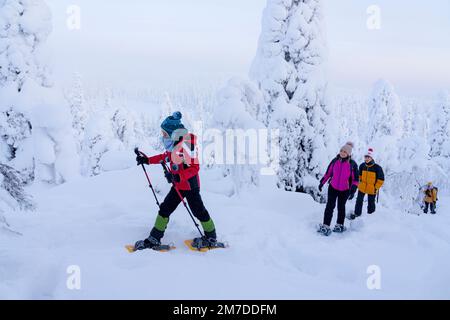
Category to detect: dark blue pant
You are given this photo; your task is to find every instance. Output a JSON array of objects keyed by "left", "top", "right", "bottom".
[
  {"left": 354, "top": 191, "right": 376, "bottom": 216},
  {"left": 424, "top": 202, "right": 436, "bottom": 214}
]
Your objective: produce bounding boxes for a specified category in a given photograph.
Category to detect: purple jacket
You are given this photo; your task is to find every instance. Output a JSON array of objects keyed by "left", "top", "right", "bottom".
[{"left": 321, "top": 156, "right": 359, "bottom": 192}]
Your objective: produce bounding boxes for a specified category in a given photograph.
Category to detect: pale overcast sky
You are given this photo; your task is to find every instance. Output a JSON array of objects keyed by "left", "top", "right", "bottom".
[{"left": 45, "top": 0, "right": 450, "bottom": 95}]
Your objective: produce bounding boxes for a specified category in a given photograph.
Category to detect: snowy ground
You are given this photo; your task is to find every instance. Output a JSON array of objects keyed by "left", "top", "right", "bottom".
[{"left": 1, "top": 167, "right": 449, "bottom": 299}]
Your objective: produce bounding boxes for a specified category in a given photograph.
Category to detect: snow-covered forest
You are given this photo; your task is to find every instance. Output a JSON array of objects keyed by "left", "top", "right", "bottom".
[{"left": 1, "top": 0, "right": 449, "bottom": 299}]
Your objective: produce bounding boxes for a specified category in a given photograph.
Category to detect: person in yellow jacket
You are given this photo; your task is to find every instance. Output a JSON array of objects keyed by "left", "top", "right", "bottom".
[
  {"left": 423, "top": 182, "right": 438, "bottom": 214},
  {"left": 350, "top": 148, "right": 384, "bottom": 220}
]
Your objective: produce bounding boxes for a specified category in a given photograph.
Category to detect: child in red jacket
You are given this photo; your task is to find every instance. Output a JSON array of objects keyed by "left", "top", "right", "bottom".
[{"left": 134, "top": 112, "right": 217, "bottom": 250}]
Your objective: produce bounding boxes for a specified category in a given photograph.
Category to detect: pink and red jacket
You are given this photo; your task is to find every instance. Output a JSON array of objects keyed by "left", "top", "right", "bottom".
[
  {"left": 320, "top": 156, "right": 359, "bottom": 192},
  {"left": 148, "top": 133, "right": 200, "bottom": 191}
]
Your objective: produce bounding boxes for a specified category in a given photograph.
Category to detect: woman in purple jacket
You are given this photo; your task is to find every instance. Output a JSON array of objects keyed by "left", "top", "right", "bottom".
[{"left": 317, "top": 142, "right": 359, "bottom": 236}]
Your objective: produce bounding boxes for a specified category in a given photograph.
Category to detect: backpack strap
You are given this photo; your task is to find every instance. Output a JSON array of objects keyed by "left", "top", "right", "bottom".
[{"left": 348, "top": 159, "right": 358, "bottom": 187}]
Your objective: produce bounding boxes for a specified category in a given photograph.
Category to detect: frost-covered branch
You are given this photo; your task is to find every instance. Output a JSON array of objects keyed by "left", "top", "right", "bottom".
[{"left": 0, "top": 162, "right": 34, "bottom": 210}]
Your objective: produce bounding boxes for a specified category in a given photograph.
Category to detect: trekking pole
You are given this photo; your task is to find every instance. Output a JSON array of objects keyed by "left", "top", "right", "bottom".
[
  {"left": 413, "top": 173, "right": 422, "bottom": 190},
  {"left": 159, "top": 160, "right": 205, "bottom": 238},
  {"left": 134, "top": 148, "right": 161, "bottom": 208}
]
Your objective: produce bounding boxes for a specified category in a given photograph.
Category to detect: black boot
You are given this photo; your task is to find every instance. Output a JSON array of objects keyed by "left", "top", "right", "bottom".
[
  {"left": 317, "top": 224, "right": 332, "bottom": 236},
  {"left": 192, "top": 236, "right": 217, "bottom": 249},
  {"left": 348, "top": 213, "right": 361, "bottom": 220},
  {"left": 333, "top": 224, "right": 347, "bottom": 233},
  {"left": 134, "top": 236, "right": 160, "bottom": 251},
  {"left": 204, "top": 229, "right": 217, "bottom": 240}
]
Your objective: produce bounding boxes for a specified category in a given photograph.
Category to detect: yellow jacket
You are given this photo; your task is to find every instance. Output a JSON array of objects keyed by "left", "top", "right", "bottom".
[
  {"left": 358, "top": 161, "right": 384, "bottom": 195},
  {"left": 424, "top": 188, "right": 438, "bottom": 203}
]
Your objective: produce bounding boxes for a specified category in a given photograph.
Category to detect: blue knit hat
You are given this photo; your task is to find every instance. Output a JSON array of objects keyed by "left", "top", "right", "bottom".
[{"left": 161, "top": 111, "right": 185, "bottom": 137}]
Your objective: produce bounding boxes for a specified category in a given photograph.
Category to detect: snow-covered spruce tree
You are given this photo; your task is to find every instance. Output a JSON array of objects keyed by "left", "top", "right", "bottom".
[
  {"left": 66, "top": 72, "right": 88, "bottom": 152},
  {"left": 366, "top": 79, "right": 403, "bottom": 171},
  {"left": 430, "top": 91, "right": 450, "bottom": 159},
  {"left": 397, "top": 101, "right": 431, "bottom": 176},
  {"left": 333, "top": 92, "right": 368, "bottom": 160},
  {"left": 250, "top": 0, "right": 335, "bottom": 201},
  {"left": 389, "top": 133, "right": 445, "bottom": 214},
  {"left": 367, "top": 80, "right": 403, "bottom": 141},
  {"left": 160, "top": 92, "right": 174, "bottom": 125},
  {"left": 0, "top": 104, "right": 34, "bottom": 182},
  {"left": 0, "top": 0, "right": 52, "bottom": 91},
  {"left": 395, "top": 99, "right": 427, "bottom": 169},
  {"left": 411, "top": 102, "right": 428, "bottom": 139},
  {"left": 111, "top": 106, "right": 154, "bottom": 151},
  {"left": 0, "top": 0, "right": 52, "bottom": 183},
  {"left": 33, "top": 100, "right": 80, "bottom": 184},
  {"left": 211, "top": 77, "right": 265, "bottom": 195},
  {"left": 0, "top": 162, "right": 34, "bottom": 210},
  {"left": 79, "top": 92, "right": 126, "bottom": 176},
  {"left": 367, "top": 81, "right": 435, "bottom": 209},
  {"left": 0, "top": 0, "right": 40, "bottom": 186},
  {"left": 396, "top": 99, "right": 432, "bottom": 179},
  {"left": 80, "top": 110, "right": 116, "bottom": 176},
  {"left": 401, "top": 100, "right": 415, "bottom": 139},
  {"left": 272, "top": 99, "right": 313, "bottom": 193},
  {"left": 1, "top": 0, "right": 80, "bottom": 186},
  {"left": 111, "top": 107, "right": 138, "bottom": 148}
]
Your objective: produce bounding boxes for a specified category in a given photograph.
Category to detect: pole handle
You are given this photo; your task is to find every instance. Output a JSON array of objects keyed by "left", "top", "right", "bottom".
[{"left": 135, "top": 147, "right": 149, "bottom": 158}]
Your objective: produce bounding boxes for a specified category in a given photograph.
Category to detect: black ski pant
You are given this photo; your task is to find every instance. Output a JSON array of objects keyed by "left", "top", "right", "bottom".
[
  {"left": 354, "top": 191, "right": 376, "bottom": 217},
  {"left": 424, "top": 202, "right": 436, "bottom": 214},
  {"left": 150, "top": 187, "right": 216, "bottom": 240},
  {"left": 323, "top": 185, "right": 349, "bottom": 226}
]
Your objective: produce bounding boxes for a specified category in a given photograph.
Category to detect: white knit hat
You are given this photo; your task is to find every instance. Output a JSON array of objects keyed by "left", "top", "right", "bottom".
[{"left": 365, "top": 147, "right": 375, "bottom": 160}]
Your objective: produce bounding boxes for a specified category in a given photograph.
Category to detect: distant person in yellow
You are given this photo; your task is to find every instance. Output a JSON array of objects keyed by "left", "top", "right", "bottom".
[
  {"left": 423, "top": 182, "right": 438, "bottom": 214},
  {"left": 349, "top": 148, "right": 384, "bottom": 220}
]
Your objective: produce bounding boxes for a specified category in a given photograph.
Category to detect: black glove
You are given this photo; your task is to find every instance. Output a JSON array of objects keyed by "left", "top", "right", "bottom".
[
  {"left": 164, "top": 172, "right": 180, "bottom": 184},
  {"left": 136, "top": 155, "right": 148, "bottom": 166},
  {"left": 348, "top": 185, "right": 357, "bottom": 200},
  {"left": 318, "top": 183, "right": 323, "bottom": 192}
]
